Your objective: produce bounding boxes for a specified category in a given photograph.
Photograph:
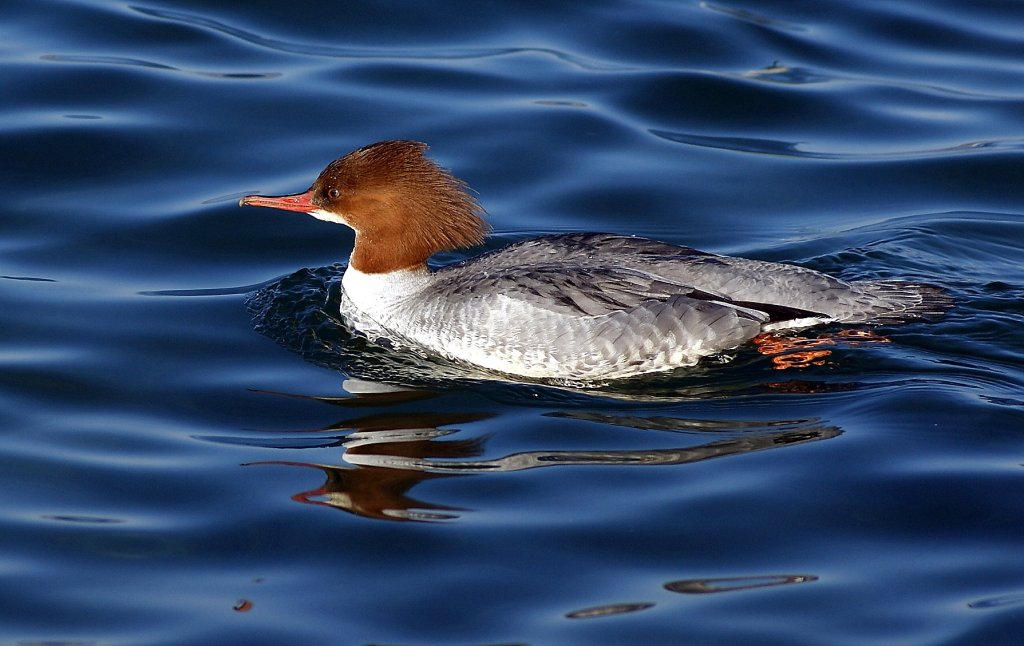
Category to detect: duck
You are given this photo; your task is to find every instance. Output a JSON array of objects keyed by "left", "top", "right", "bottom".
[{"left": 240, "top": 140, "right": 949, "bottom": 382}]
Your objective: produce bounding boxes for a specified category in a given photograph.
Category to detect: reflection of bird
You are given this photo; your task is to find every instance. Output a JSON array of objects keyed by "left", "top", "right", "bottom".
[
  {"left": 252, "top": 419, "right": 489, "bottom": 522},
  {"left": 237, "top": 406, "right": 492, "bottom": 521},
  {"left": 344, "top": 425, "right": 841, "bottom": 474},
  {"left": 242, "top": 140, "right": 949, "bottom": 382},
  {"left": 243, "top": 393, "right": 840, "bottom": 521},
  {"left": 264, "top": 458, "right": 466, "bottom": 522},
  {"left": 255, "top": 422, "right": 840, "bottom": 521}
]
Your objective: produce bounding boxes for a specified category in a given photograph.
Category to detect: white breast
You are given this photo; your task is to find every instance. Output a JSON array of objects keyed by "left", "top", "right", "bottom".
[
  {"left": 342, "top": 267, "right": 432, "bottom": 320},
  {"left": 339, "top": 266, "right": 571, "bottom": 377}
]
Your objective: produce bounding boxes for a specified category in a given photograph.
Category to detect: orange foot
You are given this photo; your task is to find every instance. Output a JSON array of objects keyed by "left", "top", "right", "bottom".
[
  {"left": 753, "top": 329, "right": 891, "bottom": 370},
  {"left": 769, "top": 349, "right": 833, "bottom": 369},
  {"left": 833, "top": 329, "right": 892, "bottom": 344}
]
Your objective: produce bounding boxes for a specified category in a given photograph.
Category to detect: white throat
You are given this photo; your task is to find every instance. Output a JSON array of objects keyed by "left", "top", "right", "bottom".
[
  {"left": 342, "top": 265, "right": 432, "bottom": 319},
  {"left": 309, "top": 208, "right": 347, "bottom": 224}
]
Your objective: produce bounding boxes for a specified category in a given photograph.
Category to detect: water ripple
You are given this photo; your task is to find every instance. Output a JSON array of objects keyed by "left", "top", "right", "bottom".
[
  {"left": 700, "top": 2, "right": 807, "bottom": 32},
  {"left": 651, "top": 129, "right": 1024, "bottom": 161},
  {"left": 129, "top": 5, "right": 626, "bottom": 71},
  {"left": 566, "top": 602, "right": 655, "bottom": 619},
  {"left": 41, "top": 53, "right": 280, "bottom": 79},
  {"left": 4, "top": 0, "right": 1024, "bottom": 643},
  {"left": 665, "top": 574, "right": 818, "bottom": 594},
  {"left": 969, "top": 592, "right": 1024, "bottom": 610}
]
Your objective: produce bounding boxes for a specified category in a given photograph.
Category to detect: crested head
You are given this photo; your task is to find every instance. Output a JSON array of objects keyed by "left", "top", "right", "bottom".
[{"left": 241, "top": 140, "right": 489, "bottom": 273}]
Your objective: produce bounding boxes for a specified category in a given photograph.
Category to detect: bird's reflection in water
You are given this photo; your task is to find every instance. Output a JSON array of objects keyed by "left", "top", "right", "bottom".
[{"left": 245, "top": 382, "right": 842, "bottom": 522}]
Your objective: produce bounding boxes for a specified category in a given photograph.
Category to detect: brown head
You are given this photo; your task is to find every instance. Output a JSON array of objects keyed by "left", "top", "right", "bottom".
[{"left": 240, "top": 141, "right": 489, "bottom": 273}]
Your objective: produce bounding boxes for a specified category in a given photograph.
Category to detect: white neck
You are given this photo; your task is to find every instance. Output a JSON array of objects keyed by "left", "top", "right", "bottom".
[{"left": 342, "top": 265, "right": 432, "bottom": 319}]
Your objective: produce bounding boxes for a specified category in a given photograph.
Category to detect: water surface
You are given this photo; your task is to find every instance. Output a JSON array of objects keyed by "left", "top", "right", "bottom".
[{"left": 2, "top": 1, "right": 1023, "bottom": 643}]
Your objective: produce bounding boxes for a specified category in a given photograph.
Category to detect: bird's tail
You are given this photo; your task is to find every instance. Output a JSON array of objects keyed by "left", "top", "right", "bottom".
[{"left": 847, "top": 280, "right": 953, "bottom": 323}]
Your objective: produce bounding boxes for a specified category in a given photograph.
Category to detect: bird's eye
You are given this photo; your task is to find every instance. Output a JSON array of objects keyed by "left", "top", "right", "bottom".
[{"left": 328, "top": 188, "right": 341, "bottom": 200}]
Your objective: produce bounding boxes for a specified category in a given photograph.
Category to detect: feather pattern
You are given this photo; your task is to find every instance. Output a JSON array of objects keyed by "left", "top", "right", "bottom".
[{"left": 338, "top": 233, "right": 950, "bottom": 381}]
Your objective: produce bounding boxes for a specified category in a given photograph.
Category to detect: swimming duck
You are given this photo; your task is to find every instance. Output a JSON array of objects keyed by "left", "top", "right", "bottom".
[{"left": 241, "top": 140, "right": 948, "bottom": 381}]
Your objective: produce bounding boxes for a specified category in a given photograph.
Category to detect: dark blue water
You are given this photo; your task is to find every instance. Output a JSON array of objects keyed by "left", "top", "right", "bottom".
[{"left": 2, "top": 1, "right": 1023, "bottom": 643}]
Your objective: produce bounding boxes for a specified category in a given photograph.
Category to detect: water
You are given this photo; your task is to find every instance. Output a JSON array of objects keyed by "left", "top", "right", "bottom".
[{"left": 2, "top": 1, "right": 1023, "bottom": 643}]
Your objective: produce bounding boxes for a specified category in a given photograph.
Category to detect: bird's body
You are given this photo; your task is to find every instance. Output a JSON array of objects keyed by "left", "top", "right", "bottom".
[{"left": 241, "top": 141, "right": 949, "bottom": 382}]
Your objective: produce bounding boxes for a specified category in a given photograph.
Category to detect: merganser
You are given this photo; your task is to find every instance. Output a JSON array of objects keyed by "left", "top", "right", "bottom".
[{"left": 240, "top": 140, "right": 949, "bottom": 382}]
